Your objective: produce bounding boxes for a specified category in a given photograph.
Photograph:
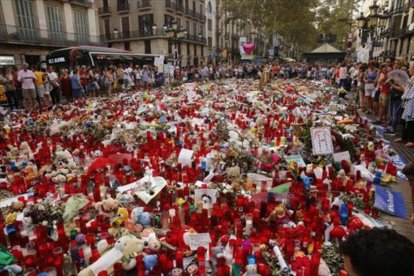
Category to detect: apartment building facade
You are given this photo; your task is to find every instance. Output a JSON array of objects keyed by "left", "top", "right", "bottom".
[
  {"left": 0, "top": 0, "right": 101, "bottom": 67},
  {"left": 97, "top": 0, "right": 208, "bottom": 66},
  {"left": 382, "top": 0, "right": 414, "bottom": 61}
]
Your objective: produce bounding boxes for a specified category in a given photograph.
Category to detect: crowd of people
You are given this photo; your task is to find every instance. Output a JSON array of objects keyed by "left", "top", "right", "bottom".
[{"left": 1, "top": 59, "right": 414, "bottom": 147}]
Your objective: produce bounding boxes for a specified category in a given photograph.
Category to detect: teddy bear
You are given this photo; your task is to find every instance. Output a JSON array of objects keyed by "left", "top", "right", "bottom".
[
  {"left": 78, "top": 234, "right": 145, "bottom": 276},
  {"left": 265, "top": 204, "right": 292, "bottom": 225},
  {"left": 19, "top": 141, "right": 34, "bottom": 160},
  {"left": 95, "top": 197, "right": 119, "bottom": 218},
  {"left": 108, "top": 207, "right": 129, "bottom": 236},
  {"left": 24, "top": 166, "right": 37, "bottom": 184}
]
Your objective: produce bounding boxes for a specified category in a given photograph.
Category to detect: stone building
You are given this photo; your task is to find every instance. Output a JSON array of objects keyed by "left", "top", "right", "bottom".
[{"left": 0, "top": 0, "right": 101, "bottom": 67}]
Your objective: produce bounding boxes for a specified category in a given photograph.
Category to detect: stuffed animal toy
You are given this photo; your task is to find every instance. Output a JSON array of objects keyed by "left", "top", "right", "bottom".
[
  {"left": 108, "top": 207, "right": 129, "bottom": 236},
  {"left": 131, "top": 207, "right": 151, "bottom": 226},
  {"left": 266, "top": 204, "right": 291, "bottom": 225},
  {"left": 95, "top": 197, "right": 119, "bottom": 218},
  {"left": 78, "top": 234, "right": 145, "bottom": 276},
  {"left": 243, "top": 264, "right": 260, "bottom": 276}
]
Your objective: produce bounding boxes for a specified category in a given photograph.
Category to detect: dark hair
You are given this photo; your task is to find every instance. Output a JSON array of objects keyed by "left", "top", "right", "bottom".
[
  {"left": 403, "top": 162, "right": 414, "bottom": 177},
  {"left": 339, "top": 228, "right": 414, "bottom": 276}
]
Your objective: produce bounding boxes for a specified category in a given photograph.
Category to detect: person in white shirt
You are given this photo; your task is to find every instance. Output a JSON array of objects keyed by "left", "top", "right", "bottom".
[
  {"left": 339, "top": 62, "right": 348, "bottom": 89},
  {"left": 47, "top": 66, "right": 60, "bottom": 105},
  {"left": 17, "top": 62, "right": 37, "bottom": 112}
]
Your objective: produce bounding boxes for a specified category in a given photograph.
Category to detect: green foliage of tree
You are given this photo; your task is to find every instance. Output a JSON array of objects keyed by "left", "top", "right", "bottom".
[{"left": 221, "top": 0, "right": 363, "bottom": 53}]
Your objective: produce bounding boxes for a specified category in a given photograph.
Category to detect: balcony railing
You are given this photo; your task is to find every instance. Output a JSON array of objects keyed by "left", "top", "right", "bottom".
[
  {"left": 138, "top": 0, "right": 151, "bottom": 8},
  {"left": 176, "top": 4, "right": 185, "bottom": 13},
  {"left": 104, "top": 28, "right": 206, "bottom": 44},
  {"left": 166, "top": 0, "right": 175, "bottom": 9},
  {"left": 70, "top": 0, "right": 92, "bottom": 8},
  {"left": 117, "top": 3, "right": 129, "bottom": 12},
  {"left": 0, "top": 24, "right": 104, "bottom": 46},
  {"left": 98, "top": 6, "right": 111, "bottom": 15}
]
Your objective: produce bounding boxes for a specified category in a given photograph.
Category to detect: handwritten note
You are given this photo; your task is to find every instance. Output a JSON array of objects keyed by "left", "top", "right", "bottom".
[
  {"left": 187, "top": 233, "right": 212, "bottom": 250},
  {"left": 178, "top": 148, "right": 194, "bottom": 166},
  {"left": 310, "top": 127, "right": 334, "bottom": 155},
  {"left": 333, "top": 151, "right": 351, "bottom": 163}
]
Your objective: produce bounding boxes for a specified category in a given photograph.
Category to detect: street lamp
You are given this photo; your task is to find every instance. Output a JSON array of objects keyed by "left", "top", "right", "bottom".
[
  {"left": 165, "top": 19, "right": 187, "bottom": 67},
  {"left": 356, "top": 0, "right": 387, "bottom": 59}
]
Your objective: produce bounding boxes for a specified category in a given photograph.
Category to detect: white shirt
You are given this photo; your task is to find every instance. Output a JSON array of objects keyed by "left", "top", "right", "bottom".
[
  {"left": 339, "top": 67, "right": 347, "bottom": 79},
  {"left": 18, "top": 69, "right": 36, "bottom": 89}
]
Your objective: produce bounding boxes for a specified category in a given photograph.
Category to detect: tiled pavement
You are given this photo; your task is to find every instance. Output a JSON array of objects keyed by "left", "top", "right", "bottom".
[{"left": 360, "top": 111, "right": 414, "bottom": 241}]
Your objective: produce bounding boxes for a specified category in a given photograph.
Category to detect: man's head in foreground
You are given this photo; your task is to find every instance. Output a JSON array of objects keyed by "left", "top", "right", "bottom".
[{"left": 340, "top": 228, "right": 414, "bottom": 276}]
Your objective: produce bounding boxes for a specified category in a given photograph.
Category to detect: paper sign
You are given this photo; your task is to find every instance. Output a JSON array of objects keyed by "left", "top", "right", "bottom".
[
  {"left": 310, "top": 127, "right": 334, "bottom": 155},
  {"left": 194, "top": 189, "right": 218, "bottom": 205},
  {"left": 284, "top": 155, "right": 306, "bottom": 167},
  {"left": 178, "top": 148, "right": 194, "bottom": 166},
  {"left": 183, "top": 256, "right": 196, "bottom": 270},
  {"left": 134, "top": 176, "right": 167, "bottom": 204},
  {"left": 333, "top": 151, "right": 351, "bottom": 163},
  {"left": 374, "top": 185, "right": 408, "bottom": 218},
  {"left": 187, "top": 233, "right": 212, "bottom": 250}
]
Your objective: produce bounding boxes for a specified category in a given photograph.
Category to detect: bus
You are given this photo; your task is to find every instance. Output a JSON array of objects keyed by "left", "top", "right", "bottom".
[{"left": 45, "top": 46, "right": 162, "bottom": 70}]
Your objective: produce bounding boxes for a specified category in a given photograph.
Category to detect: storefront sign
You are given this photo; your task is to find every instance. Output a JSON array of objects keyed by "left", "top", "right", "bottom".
[{"left": 0, "top": 56, "right": 15, "bottom": 65}]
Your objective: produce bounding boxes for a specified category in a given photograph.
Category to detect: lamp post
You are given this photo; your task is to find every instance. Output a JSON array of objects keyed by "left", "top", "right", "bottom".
[
  {"left": 165, "top": 20, "right": 187, "bottom": 67},
  {"left": 356, "top": 0, "right": 387, "bottom": 59}
]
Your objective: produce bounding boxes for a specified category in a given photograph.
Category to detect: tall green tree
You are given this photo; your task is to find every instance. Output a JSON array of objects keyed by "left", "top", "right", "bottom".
[{"left": 221, "top": 0, "right": 320, "bottom": 55}]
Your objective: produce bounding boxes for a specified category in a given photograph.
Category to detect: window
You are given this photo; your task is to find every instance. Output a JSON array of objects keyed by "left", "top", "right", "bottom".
[
  {"left": 122, "top": 17, "right": 130, "bottom": 38},
  {"left": 165, "top": 15, "right": 174, "bottom": 27},
  {"left": 16, "top": 0, "right": 36, "bottom": 39},
  {"left": 187, "top": 43, "right": 190, "bottom": 55},
  {"left": 193, "top": 1, "right": 196, "bottom": 12},
  {"left": 193, "top": 23, "right": 196, "bottom": 35},
  {"left": 46, "top": 5, "right": 63, "bottom": 40},
  {"left": 200, "top": 4, "right": 203, "bottom": 15},
  {"left": 201, "top": 46, "right": 204, "bottom": 56},
  {"left": 208, "top": 19, "right": 212, "bottom": 31},
  {"left": 200, "top": 24, "right": 203, "bottom": 36},
  {"left": 139, "top": 14, "right": 153, "bottom": 36},
  {"left": 144, "top": 39, "right": 151, "bottom": 53},
  {"left": 208, "top": 37, "right": 212, "bottom": 47},
  {"left": 104, "top": 19, "right": 110, "bottom": 39},
  {"left": 124, "top": 41, "right": 130, "bottom": 50},
  {"left": 74, "top": 10, "right": 89, "bottom": 43},
  {"left": 207, "top": 1, "right": 212, "bottom": 13},
  {"left": 103, "top": 0, "right": 108, "bottom": 7},
  {"left": 168, "top": 41, "right": 172, "bottom": 54},
  {"left": 186, "top": 21, "right": 190, "bottom": 36},
  {"left": 194, "top": 44, "right": 197, "bottom": 55}
]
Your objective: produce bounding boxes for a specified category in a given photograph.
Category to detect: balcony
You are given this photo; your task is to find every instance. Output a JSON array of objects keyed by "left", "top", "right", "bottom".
[
  {"left": 166, "top": 0, "right": 175, "bottom": 10},
  {"left": 69, "top": 0, "right": 92, "bottom": 8},
  {"left": 0, "top": 24, "right": 104, "bottom": 47},
  {"left": 137, "top": 0, "right": 151, "bottom": 9},
  {"left": 117, "top": 3, "right": 129, "bottom": 12},
  {"left": 185, "top": 8, "right": 194, "bottom": 17},
  {"left": 98, "top": 6, "right": 111, "bottom": 15},
  {"left": 104, "top": 28, "right": 206, "bottom": 44},
  {"left": 176, "top": 4, "right": 185, "bottom": 13}
]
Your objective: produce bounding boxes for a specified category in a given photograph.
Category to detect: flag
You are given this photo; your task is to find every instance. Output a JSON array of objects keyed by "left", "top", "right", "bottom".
[
  {"left": 269, "top": 182, "right": 292, "bottom": 194},
  {"left": 374, "top": 185, "right": 408, "bottom": 218}
]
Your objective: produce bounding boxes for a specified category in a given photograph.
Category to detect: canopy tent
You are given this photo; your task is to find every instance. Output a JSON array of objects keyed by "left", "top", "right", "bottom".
[{"left": 303, "top": 43, "right": 346, "bottom": 65}]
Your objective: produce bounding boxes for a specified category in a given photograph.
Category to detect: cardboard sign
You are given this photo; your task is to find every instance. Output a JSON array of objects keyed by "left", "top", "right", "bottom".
[
  {"left": 187, "top": 233, "right": 212, "bottom": 250},
  {"left": 374, "top": 185, "right": 408, "bottom": 218},
  {"left": 310, "top": 127, "right": 334, "bottom": 155},
  {"left": 333, "top": 151, "right": 351, "bottom": 163},
  {"left": 284, "top": 154, "right": 306, "bottom": 167},
  {"left": 178, "top": 148, "right": 194, "bottom": 166}
]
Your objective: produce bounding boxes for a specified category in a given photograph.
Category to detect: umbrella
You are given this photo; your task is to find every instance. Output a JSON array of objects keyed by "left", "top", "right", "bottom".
[
  {"left": 86, "top": 153, "right": 133, "bottom": 179},
  {"left": 388, "top": 70, "right": 409, "bottom": 87}
]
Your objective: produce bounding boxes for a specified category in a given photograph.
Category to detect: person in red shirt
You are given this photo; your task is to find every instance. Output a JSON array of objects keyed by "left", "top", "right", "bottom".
[{"left": 79, "top": 65, "right": 90, "bottom": 96}]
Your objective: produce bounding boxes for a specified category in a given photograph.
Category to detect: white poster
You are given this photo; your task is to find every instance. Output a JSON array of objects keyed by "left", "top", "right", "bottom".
[
  {"left": 239, "top": 36, "right": 247, "bottom": 55},
  {"left": 310, "top": 127, "right": 334, "bottom": 155}
]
